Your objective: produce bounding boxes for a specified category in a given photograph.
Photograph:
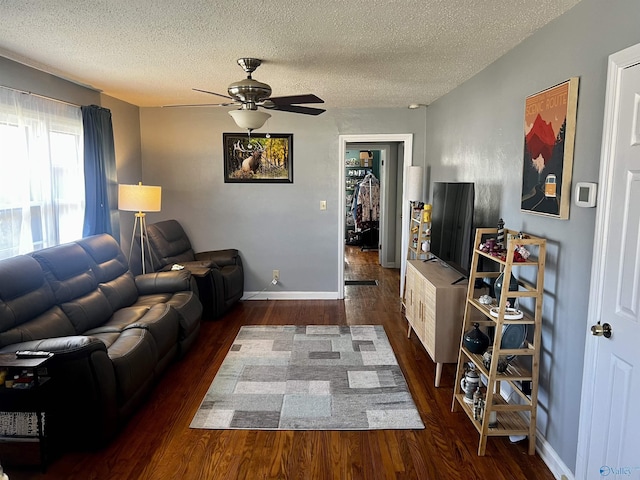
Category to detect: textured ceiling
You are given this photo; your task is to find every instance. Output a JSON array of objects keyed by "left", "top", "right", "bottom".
[{"left": 0, "top": 0, "right": 582, "bottom": 109}]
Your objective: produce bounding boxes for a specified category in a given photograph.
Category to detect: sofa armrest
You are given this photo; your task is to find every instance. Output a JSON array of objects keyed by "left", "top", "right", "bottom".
[
  {"left": 195, "top": 249, "right": 242, "bottom": 268},
  {"left": 159, "top": 260, "right": 219, "bottom": 272},
  {"left": 135, "top": 270, "right": 192, "bottom": 294},
  {"left": 0, "top": 335, "right": 119, "bottom": 448},
  {"left": 0, "top": 335, "right": 106, "bottom": 357}
]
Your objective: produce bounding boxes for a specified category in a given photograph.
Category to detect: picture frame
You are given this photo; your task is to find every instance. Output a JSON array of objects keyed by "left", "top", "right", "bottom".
[
  {"left": 223, "top": 133, "right": 293, "bottom": 183},
  {"left": 521, "top": 77, "right": 579, "bottom": 219}
]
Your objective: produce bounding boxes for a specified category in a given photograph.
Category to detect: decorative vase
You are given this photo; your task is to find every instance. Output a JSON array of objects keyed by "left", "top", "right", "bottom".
[
  {"left": 460, "top": 367, "right": 481, "bottom": 403},
  {"left": 495, "top": 271, "right": 518, "bottom": 308},
  {"left": 463, "top": 323, "right": 490, "bottom": 354}
]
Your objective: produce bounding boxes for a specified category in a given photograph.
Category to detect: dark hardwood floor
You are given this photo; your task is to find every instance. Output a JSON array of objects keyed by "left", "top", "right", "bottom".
[{"left": 8, "top": 246, "right": 555, "bottom": 479}]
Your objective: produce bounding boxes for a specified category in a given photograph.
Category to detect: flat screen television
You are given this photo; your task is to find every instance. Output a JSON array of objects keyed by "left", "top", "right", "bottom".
[{"left": 429, "top": 182, "right": 475, "bottom": 279}]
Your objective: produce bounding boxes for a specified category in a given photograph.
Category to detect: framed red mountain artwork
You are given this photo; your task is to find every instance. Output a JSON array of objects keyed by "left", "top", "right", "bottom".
[{"left": 521, "top": 78, "right": 579, "bottom": 219}]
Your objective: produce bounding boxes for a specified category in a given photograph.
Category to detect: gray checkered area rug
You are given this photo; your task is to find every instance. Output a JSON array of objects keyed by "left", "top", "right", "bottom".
[{"left": 190, "top": 325, "right": 425, "bottom": 430}]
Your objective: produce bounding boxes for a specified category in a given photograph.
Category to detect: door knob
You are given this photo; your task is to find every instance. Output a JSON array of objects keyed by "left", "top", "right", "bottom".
[{"left": 591, "top": 321, "right": 612, "bottom": 338}]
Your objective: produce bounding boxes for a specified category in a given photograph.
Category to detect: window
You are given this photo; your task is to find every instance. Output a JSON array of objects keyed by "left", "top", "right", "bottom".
[{"left": 0, "top": 88, "right": 84, "bottom": 260}]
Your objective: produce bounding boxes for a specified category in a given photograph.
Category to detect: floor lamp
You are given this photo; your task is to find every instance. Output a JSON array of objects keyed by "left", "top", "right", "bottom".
[
  {"left": 118, "top": 182, "right": 162, "bottom": 274},
  {"left": 406, "top": 165, "right": 424, "bottom": 206}
]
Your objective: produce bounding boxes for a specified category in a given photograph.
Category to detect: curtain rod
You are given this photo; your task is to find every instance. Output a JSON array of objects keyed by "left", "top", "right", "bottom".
[{"left": 0, "top": 84, "right": 81, "bottom": 108}]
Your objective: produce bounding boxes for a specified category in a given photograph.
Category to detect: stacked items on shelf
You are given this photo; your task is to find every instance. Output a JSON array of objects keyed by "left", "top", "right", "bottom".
[
  {"left": 407, "top": 202, "right": 431, "bottom": 259},
  {"left": 452, "top": 226, "right": 546, "bottom": 456}
]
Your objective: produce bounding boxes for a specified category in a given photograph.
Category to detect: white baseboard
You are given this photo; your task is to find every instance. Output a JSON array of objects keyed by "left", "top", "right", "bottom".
[
  {"left": 535, "top": 432, "right": 574, "bottom": 480},
  {"left": 242, "top": 291, "right": 340, "bottom": 301}
]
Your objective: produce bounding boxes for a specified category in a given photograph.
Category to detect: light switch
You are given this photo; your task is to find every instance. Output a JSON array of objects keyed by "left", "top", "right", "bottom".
[{"left": 320, "top": 200, "right": 327, "bottom": 210}]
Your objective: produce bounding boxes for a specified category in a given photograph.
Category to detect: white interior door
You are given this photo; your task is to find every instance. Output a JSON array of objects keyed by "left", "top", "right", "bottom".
[{"left": 576, "top": 44, "right": 640, "bottom": 479}]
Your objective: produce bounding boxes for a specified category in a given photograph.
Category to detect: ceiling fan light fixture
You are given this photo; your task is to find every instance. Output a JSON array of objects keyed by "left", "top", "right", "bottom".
[{"left": 228, "top": 109, "right": 271, "bottom": 130}]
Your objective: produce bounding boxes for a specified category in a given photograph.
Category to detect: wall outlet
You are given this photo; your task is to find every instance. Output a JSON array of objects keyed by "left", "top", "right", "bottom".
[{"left": 272, "top": 270, "right": 279, "bottom": 284}]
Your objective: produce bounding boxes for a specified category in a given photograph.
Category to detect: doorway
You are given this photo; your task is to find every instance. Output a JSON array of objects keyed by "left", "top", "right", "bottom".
[
  {"left": 338, "top": 134, "right": 414, "bottom": 299},
  {"left": 344, "top": 145, "right": 390, "bottom": 267}
]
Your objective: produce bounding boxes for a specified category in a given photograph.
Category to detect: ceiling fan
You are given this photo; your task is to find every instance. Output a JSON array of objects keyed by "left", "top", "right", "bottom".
[{"left": 170, "top": 58, "right": 325, "bottom": 131}]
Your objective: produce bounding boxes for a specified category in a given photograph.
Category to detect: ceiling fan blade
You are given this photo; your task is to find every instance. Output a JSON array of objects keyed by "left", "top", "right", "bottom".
[
  {"left": 193, "top": 88, "right": 235, "bottom": 100},
  {"left": 269, "top": 104, "right": 326, "bottom": 116},
  {"left": 163, "top": 102, "right": 237, "bottom": 108},
  {"left": 267, "top": 94, "right": 324, "bottom": 105}
]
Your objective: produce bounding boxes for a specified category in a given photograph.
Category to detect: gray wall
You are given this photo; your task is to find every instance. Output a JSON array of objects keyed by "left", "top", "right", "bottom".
[
  {"left": 423, "top": 0, "right": 640, "bottom": 471},
  {"left": 139, "top": 107, "right": 425, "bottom": 295},
  {"left": 0, "top": 56, "right": 99, "bottom": 106},
  {"left": 100, "top": 93, "right": 143, "bottom": 253}
]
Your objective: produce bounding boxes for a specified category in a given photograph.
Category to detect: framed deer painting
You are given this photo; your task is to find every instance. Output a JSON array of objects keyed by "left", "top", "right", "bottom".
[{"left": 223, "top": 133, "right": 293, "bottom": 183}]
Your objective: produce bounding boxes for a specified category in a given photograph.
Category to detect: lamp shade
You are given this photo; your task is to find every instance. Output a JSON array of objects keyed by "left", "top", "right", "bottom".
[
  {"left": 118, "top": 183, "right": 162, "bottom": 212},
  {"left": 228, "top": 109, "right": 271, "bottom": 130},
  {"left": 405, "top": 166, "right": 424, "bottom": 202}
]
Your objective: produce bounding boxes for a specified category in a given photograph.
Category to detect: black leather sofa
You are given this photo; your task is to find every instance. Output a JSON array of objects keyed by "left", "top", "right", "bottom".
[
  {"left": 0, "top": 233, "right": 202, "bottom": 448},
  {"left": 146, "top": 220, "right": 244, "bottom": 319}
]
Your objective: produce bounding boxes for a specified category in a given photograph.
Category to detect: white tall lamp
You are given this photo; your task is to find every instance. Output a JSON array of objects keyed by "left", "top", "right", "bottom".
[
  {"left": 405, "top": 165, "right": 424, "bottom": 204},
  {"left": 118, "top": 182, "right": 162, "bottom": 274}
]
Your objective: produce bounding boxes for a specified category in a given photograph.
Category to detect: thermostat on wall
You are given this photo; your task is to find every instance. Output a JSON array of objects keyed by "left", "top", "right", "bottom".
[{"left": 574, "top": 182, "right": 597, "bottom": 207}]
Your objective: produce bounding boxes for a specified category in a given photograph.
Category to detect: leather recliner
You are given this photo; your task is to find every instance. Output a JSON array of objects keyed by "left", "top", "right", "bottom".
[{"left": 146, "top": 220, "right": 244, "bottom": 319}]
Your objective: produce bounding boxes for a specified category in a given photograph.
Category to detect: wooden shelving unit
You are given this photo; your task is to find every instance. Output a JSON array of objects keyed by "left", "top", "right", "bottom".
[
  {"left": 451, "top": 227, "right": 546, "bottom": 456},
  {"left": 407, "top": 204, "right": 431, "bottom": 260}
]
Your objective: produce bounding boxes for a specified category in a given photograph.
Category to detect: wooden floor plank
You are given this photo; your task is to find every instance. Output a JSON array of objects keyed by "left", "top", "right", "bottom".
[{"left": 6, "top": 246, "right": 556, "bottom": 479}]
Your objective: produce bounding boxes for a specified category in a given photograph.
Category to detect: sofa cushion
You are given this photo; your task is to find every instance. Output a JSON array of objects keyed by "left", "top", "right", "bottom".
[
  {"left": 105, "top": 328, "right": 157, "bottom": 407},
  {"left": 0, "top": 255, "right": 77, "bottom": 348},
  {"left": 85, "top": 304, "right": 179, "bottom": 363},
  {"left": 145, "top": 219, "right": 197, "bottom": 271},
  {"left": 0, "top": 307, "right": 76, "bottom": 349},
  {"left": 134, "top": 292, "right": 201, "bottom": 340},
  {"left": 98, "top": 274, "right": 139, "bottom": 311},
  {"left": 61, "top": 290, "right": 114, "bottom": 333},
  {"left": 0, "top": 255, "right": 55, "bottom": 323},
  {"left": 31, "top": 243, "right": 98, "bottom": 302},
  {"left": 33, "top": 242, "right": 115, "bottom": 332},
  {"left": 76, "top": 234, "right": 139, "bottom": 310}
]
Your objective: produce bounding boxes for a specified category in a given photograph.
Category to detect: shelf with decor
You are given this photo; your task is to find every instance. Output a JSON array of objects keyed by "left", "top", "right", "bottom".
[
  {"left": 451, "top": 227, "right": 546, "bottom": 456},
  {"left": 407, "top": 203, "right": 431, "bottom": 260}
]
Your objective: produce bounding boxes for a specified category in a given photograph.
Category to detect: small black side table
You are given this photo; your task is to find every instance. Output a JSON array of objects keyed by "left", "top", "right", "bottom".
[{"left": 0, "top": 353, "right": 53, "bottom": 472}]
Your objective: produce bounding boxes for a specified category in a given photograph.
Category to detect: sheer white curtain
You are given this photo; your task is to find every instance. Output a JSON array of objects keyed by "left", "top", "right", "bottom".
[{"left": 0, "top": 88, "right": 84, "bottom": 260}]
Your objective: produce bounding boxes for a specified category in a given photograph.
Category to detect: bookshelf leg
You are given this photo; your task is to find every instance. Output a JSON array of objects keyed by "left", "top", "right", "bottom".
[{"left": 478, "top": 436, "right": 488, "bottom": 456}]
